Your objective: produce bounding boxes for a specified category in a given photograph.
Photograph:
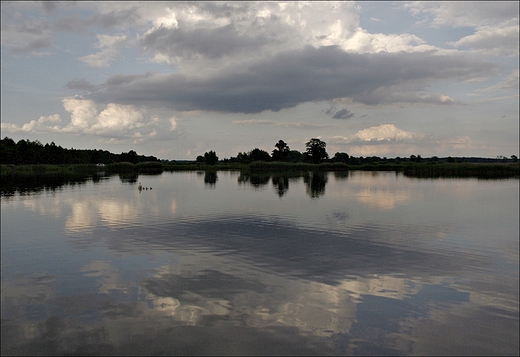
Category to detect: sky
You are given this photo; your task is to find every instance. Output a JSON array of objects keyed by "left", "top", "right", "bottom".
[{"left": 1, "top": 1, "right": 518, "bottom": 160}]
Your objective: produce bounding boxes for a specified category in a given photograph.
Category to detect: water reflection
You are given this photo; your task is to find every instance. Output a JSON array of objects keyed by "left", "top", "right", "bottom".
[
  {"left": 356, "top": 187, "right": 412, "bottom": 210},
  {"left": 1, "top": 171, "right": 518, "bottom": 355},
  {"left": 204, "top": 170, "right": 218, "bottom": 186},
  {"left": 118, "top": 172, "right": 139, "bottom": 183},
  {"left": 0, "top": 174, "right": 93, "bottom": 197},
  {"left": 304, "top": 172, "right": 328, "bottom": 198},
  {"left": 238, "top": 172, "right": 271, "bottom": 188},
  {"left": 238, "top": 171, "right": 329, "bottom": 199},
  {"left": 272, "top": 175, "right": 289, "bottom": 197}
]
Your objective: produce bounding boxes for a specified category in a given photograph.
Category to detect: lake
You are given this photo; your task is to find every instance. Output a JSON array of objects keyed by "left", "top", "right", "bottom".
[{"left": 1, "top": 170, "right": 518, "bottom": 355}]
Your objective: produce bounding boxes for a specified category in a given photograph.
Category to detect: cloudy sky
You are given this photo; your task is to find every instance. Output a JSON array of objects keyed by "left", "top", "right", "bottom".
[{"left": 1, "top": 1, "right": 518, "bottom": 160}]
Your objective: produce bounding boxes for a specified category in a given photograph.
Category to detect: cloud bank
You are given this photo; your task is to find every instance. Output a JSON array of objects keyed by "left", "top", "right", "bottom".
[{"left": 78, "top": 47, "right": 493, "bottom": 114}]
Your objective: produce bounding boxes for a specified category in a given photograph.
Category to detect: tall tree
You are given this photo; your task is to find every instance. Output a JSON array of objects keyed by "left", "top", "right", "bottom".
[
  {"left": 333, "top": 152, "right": 349, "bottom": 163},
  {"left": 204, "top": 150, "right": 219, "bottom": 165},
  {"left": 249, "top": 148, "right": 271, "bottom": 162},
  {"left": 305, "top": 138, "right": 328, "bottom": 164},
  {"left": 272, "top": 140, "right": 290, "bottom": 161}
]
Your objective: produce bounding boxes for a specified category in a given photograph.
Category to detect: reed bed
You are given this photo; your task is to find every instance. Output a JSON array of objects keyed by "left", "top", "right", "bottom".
[
  {"left": 1, "top": 164, "right": 98, "bottom": 176},
  {"left": 2, "top": 162, "right": 518, "bottom": 179},
  {"left": 402, "top": 163, "right": 519, "bottom": 178}
]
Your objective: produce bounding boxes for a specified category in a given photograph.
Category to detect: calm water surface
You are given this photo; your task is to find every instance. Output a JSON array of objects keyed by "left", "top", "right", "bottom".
[{"left": 1, "top": 171, "right": 518, "bottom": 355}]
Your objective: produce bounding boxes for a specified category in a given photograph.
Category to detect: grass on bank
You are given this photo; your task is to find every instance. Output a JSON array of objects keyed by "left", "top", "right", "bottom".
[
  {"left": 1, "top": 164, "right": 99, "bottom": 176},
  {"left": 1, "top": 161, "right": 519, "bottom": 178}
]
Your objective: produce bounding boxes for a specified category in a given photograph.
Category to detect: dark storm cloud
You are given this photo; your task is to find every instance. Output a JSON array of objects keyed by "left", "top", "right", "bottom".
[
  {"left": 88, "top": 45, "right": 496, "bottom": 113},
  {"left": 332, "top": 108, "right": 355, "bottom": 120}
]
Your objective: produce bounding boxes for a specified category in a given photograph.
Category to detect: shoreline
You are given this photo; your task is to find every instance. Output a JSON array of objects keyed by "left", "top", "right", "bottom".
[{"left": 1, "top": 162, "right": 519, "bottom": 179}]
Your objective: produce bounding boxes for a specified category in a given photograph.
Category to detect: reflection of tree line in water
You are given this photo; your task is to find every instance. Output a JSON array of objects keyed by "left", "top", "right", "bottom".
[
  {"left": 0, "top": 174, "right": 93, "bottom": 197},
  {"left": 0, "top": 171, "right": 156, "bottom": 197},
  {"left": 0, "top": 169, "right": 340, "bottom": 198},
  {"left": 203, "top": 170, "right": 350, "bottom": 198},
  {"left": 2, "top": 164, "right": 517, "bottom": 197}
]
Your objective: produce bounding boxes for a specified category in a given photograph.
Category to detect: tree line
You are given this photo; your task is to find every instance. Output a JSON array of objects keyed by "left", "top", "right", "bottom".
[
  {"left": 197, "top": 138, "right": 519, "bottom": 165},
  {"left": 197, "top": 139, "right": 335, "bottom": 165},
  {"left": 2, "top": 136, "right": 517, "bottom": 166},
  {"left": 0, "top": 137, "right": 159, "bottom": 165}
]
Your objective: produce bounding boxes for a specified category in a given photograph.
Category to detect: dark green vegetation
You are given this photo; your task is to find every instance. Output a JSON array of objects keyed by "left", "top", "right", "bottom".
[
  {"left": 0, "top": 137, "right": 159, "bottom": 165},
  {"left": 1, "top": 137, "right": 518, "bottom": 182}
]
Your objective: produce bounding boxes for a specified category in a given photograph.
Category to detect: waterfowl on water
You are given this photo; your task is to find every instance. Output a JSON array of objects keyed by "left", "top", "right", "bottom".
[{"left": 138, "top": 182, "right": 143, "bottom": 190}]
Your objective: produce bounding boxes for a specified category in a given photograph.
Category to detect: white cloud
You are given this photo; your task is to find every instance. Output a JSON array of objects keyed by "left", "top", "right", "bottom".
[
  {"left": 169, "top": 116, "right": 178, "bottom": 130},
  {"left": 402, "top": 2, "right": 518, "bottom": 28},
  {"left": 330, "top": 124, "right": 424, "bottom": 144},
  {"left": 79, "top": 34, "right": 128, "bottom": 67},
  {"left": 90, "top": 103, "right": 144, "bottom": 134},
  {"left": 402, "top": 2, "right": 518, "bottom": 57},
  {"left": 450, "top": 19, "right": 519, "bottom": 56},
  {"left": 62, "top": 97, "right": 98, "bottom": 131},
  {"left": 0, "top": 114, "right": 62, "bottom": 133},
  {"left": 326, "top": 123, "right": 427, "bottom": 157},
  {"left": 153, "top": 7, "right": 179, "bottom": 29},
  {"left": 343, "top": 30, "right": 436, "bottom": 53},
  {"left": 354, "top": 124, "right": 422, "bottom": 142},
  {"left": 39, "top": 114, "right": 62, "bottom": 124},
  {"left": 1, "top": 97, "right": 177, "bottom": 143},
  {"left": 477, "top": 70, "right": 519, "bottom": 93}
]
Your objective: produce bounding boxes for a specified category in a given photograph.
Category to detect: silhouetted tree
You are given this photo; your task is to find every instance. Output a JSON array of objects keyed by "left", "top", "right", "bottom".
[
  {"left": 237, "top": 151, "right": 250, "bottom": 163},
  {"left": 120, "top": 150, "right": 138, "bottom": 164},
  {"left": 204, "top": 150, "right": 219, "bottom": 165},
  {"left": 249, "top": 148, "right": 271, "bottom": 162},
  {"left": 333, "top": 152, "right": 349, "bottom": 163},
  {"left": 305, "top": 138, "right": 328, "bottom": 164},
  {"left": 0, "top": 137, "right": 156, "bottom": 165},
  {"left": 0, "top": 137, "right": 16, "bottom": 164},
  {"left": 287, "top": 150, "right": 303, "bottom": 163},
  {"left": 272, "top": 140, "right": 290, "bottom": 161}
]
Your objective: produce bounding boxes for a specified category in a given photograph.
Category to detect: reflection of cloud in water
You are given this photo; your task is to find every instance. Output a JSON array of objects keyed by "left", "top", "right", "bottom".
[
  {"left": 98, "top": 201, "right": 139, "bottom": 227},
  {"left": 339, "top": 275, "right": 420, "bottom": 301},
  {"left": 80, "top": 260, "right": 132, "bottom": 295},
  {"left": 143, "top": 269, "right": 357, "bottom": 337},
  {"left": 170, "top": 199, "right": 177, "bottom": 216},
  {"left": 356, "top": 188, "right": 411, "bottom": 210},
  {"left": 23, "top": 197, "right": 62, "bottom": 218},
  {"left": 93, "top": 215, "right": 487, "bottom": 285},
  {"left": 1, "top": 276, "right": 57, "bottom": 317},
  {"left": 65, "top": 201, "right": 99, "bottom": 232},
  {"left": 2, "top": 248, "right": 517, "bottom": 355}
]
